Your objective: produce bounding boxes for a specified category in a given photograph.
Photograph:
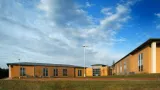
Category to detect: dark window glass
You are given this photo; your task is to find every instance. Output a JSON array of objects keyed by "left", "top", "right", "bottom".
[
  {"left": 141, "top": 53, "right": 143, "bottom": 71},
  {"left": 53, "top": 68, "right": 58, "bottom": 76},
  {"left": 78, "top": 70, "right": 82, "bottom": 76},
  {"left": 139, "top": 66, "right": 141, "bottom": 72},
  {"left": 141, "top": 65, "right": 143, "bottom": 71},
  {"left": 43, "top": 68, "right": 48, "bottom": 76},
  {"left": 138, "top": 53, "right": 143, "bottom": 72},
  {"left": 20, "top": 67, "right": 26, "bottom": 76},
  {"left": 138, "top": 54, "right": 140, "bottom": 71},
  {"left": 93, "top": 69, "right": 100, "bottom": 76},
  {"left": 63, "top": 69, "right": 67, "bottom": 76}
]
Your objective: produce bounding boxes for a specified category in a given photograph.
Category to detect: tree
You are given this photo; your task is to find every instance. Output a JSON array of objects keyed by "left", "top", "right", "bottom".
[
  {"left": 112, "top": 60, "right": 115, "bottom": 66},
  {"left": 0, "top": 67, "right": 8, "bottom": 79}
]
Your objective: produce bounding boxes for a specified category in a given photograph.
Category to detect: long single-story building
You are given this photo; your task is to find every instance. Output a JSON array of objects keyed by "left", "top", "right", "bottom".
[
  {"left": 7, "top": 62, "right": 110, "bottom": 78},
  {"left": 7, "top": 62, "right": 85, "bottom": 78},
  {"left": 112, "top": 38, "right": 160, "bottom": 75}
]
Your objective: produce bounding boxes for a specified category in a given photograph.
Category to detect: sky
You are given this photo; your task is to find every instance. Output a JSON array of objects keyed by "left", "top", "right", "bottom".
[{"left": 0, "top": 0, "right": 160, "bottom": 68}]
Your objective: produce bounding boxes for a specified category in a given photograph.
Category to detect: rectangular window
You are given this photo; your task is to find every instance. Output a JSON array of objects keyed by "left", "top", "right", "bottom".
[
  {"left": 138, "top": 53, "right": 143, "bottom": 72},
  {"left": 93, "top": 69, "right": 100, "bottom": 76},
  {"left": 78, "top": 70, "right": 82, "bottom": 76},
  {"left": 63, "top": 69, "right": 67, "bottom": 76},
  {"left": 53, "top": 68, "right": 58, "bottom": 76},
  {"left": 43, "top": 68, "right": 48, "bottom": 76},
  {"left": 20, "top": 67, "right": 26, "bottom": 76},
  {"left": 120, "top": 62, "right": 122, "bottom": 73},
  {"left": 141, "top": 53, "right": 143, "bottom": 71},
  {"left": 124, "top": 60, "right": 127, "bottom": 74}
]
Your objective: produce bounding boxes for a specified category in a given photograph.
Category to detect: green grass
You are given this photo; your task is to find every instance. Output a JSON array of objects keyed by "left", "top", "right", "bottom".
[
  {"left": 87, "top": 73, "right": 160, "bottom": 78},
  {"left": 1, "top": 80, "right": 160, "bottom": 90}
]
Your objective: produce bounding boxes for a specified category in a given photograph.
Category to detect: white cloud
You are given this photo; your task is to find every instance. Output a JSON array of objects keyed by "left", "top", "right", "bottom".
[
  {"left": 0, "top": 0, "right": 138, "bottom": 68},
  {"left": 85, "top": 2, "right": 94, "bottom": 8},
  {"left": 101, "top": 7, "right": 112, "bottom": 16},
  {"left": 99, "top": 4, "right": 131, "bottom": 31},
  {"left": 37, "top": 0, "right": 93, "bottom": 27},
  {"left": 155, "top": 13, "right": 160, "bottom": 29},
  {"left": 156, "top": 24, "right": 160, "bottom": 29},
  {"left": 155, "top": 13, "right": 160, "bottom": 18}
]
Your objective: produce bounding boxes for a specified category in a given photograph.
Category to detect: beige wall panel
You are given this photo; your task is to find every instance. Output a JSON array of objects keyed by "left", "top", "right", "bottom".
[
  {"left": 75, "top": 68, "right": 84, "bottom": 77},
  {"left": 156, "top": 45, "right": 160, "bottom": 73},
  {"left": 86, "top": 68, "right": 92, "bottom": 76},
  {"left": 100, "top": 67, "right": 108, "bottom": 76}
]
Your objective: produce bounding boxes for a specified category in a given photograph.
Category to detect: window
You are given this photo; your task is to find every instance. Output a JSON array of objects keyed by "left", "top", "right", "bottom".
[
  {"left": 93, "top": 69, "right": 100, "bottom": 76},
  {"left": 78, "top": 70, "right": 82, "bottom": 76},
  {"left": 124, "top": 60, "right": 127, "bottom": 74},
  {"left": 43, "top": 68, "right": 48, "bottom": 76},
  {"left": 53, "top": 68, "right": 58, "bottom": 76},
  {"left": 120, "top": 62, "right": 122, "bottom": 73},
  {"left": 138, "top": 53, "right": 143, "bottom": 72},
  {"left": 63, "top": 69, "right": 67, "bottom": 76},
  {"left": 20, "top": 67, "right": 26, "bottom": 76}
]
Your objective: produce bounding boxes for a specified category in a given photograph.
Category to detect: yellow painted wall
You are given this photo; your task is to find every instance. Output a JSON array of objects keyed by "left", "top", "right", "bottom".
[
  {"left": 130, "top": 46, "right": 150, "bottom": 73},
  {"left": 75, "top": 68, "right": 84, "bottom": 77},
  {"left": 86, "top": 68, "right": 92, "bottom": 76},
  {"left": 25, "top": 66, "right": 34, "bottom": 76},
  {"left": 156, "top": 45, "right": 160, "bottom": 73},
  {"left": 100, "top": 67, "right": 108, "bottom": 76},
  {"left": 10, "top": 65, "right": 20, "bottom": 78},
  {"left": 10, "top": 65, "right": 109, "bottom": 78},
  {"left": 10, "top": 65, "right": 76, "bottom": 78},
  {"left": 114, "top": 46, "right": 151, "bottom": 75}
]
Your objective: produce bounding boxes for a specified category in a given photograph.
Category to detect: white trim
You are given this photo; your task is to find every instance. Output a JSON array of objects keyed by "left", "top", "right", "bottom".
[
  {"left": 9, "top": 65, "right": 12, "bottom": 78},
  {"left": 151, "top": 42, "right": 156, "bottom": 73}
]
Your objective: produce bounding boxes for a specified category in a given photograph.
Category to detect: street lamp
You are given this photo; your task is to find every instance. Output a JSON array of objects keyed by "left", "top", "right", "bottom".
[
  {"left": 83, "top": 45, "right": 88, "bottom": 77},
  {"left": 18, "top": 59, "right": 20, "bottom": 79}
]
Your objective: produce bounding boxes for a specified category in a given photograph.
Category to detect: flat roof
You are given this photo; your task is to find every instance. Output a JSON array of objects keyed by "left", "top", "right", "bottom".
[
  {"left": 7, "top": 62, "right": 85, "bottom": 68},
  {"left": 113, "top": 38, "right": 160, "bottom": 66}
]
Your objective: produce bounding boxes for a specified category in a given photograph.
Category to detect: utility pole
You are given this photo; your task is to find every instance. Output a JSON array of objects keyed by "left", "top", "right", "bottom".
[
  {"left": 83, "top": 45, "right": 88, "bottom": 77},
  {"left": 18, "top": 59, "right": 20, "bottom": 79}
]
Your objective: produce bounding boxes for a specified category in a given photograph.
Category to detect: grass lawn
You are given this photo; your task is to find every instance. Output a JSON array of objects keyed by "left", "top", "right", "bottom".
[
  {"left": 0, "top": 80, "right": 160, "bottom": 90},
  {"left": 87, "top": 73, "right": 160, "bottom": 78}
]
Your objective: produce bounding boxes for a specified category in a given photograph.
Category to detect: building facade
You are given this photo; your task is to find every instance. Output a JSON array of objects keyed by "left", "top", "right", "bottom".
[
  {"left": 112, "top": 38, "right": 160, "bottom": 75},
  {"left": 7, "top": 63, "right": 109, "bottom": 78},
  {"left": 7, "top": 62, "right": 85, "bottom": 78},
  {"left": 86, "top": 64, "right": 108, "bottom": 76}
]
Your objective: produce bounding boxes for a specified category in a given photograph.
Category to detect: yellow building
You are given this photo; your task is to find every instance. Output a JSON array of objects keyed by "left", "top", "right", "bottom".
[
  {"left": 7, "top": 63, "right": 109, "bottom": 78},
  {"left": 7, "top": 62, "right": 85, "bottom": 78},
  {"left": 112, "top": 38, "right": 160, "bottom": 75},
  {"left": 86, "top": 64, "right": 109, "bottom": 76}
]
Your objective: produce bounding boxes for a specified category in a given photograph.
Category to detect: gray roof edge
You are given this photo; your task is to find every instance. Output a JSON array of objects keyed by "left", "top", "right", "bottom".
[{"left": 7, "top": 62, "right": 84, "bottom": 68}]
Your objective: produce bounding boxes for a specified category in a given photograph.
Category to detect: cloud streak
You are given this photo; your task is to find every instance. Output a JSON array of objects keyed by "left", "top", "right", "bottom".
[
  {"left": 0, "top": 0, "right": 138, "bottom": 68},
  {"left": 155, "top": 13, "right": 160, "bottom": 29}
]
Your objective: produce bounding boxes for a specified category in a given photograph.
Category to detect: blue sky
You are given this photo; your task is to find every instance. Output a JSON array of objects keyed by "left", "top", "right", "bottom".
[{"left": 0, "top": 0, "right": 160, "bottom": 68}]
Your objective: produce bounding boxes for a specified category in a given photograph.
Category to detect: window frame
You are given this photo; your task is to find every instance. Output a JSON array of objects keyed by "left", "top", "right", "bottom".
[
  {"left": 53, "top": 68, "right": 58, "bottom": 76},
  {"left": 43, "top": 68, "right": 48, "bottom": 77},
  {"left": 124, "top": 60, "right": 127, "bottom": 74},
  {"left": 138, "top": 53, "right": 143, "bottom": 72},
  {"left": 92, "top": 68, "right": 100, "bottom": 76},
  {"left": 63, "top": 69, "right": 68, "bottom": 76},
  {"left": 20, "top": 67, "right": 26, "bottom": 76},
  {"left": 78, "top": 70, "right": 82, "bottom": 76}
]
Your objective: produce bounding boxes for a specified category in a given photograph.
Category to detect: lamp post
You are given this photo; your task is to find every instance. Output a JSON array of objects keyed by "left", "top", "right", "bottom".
[
  {"left": 83, "top": 45, "right": 88, "bottom": 77},
  {"left": 18, "top": 59, "right": 20, "bottom": 79}
]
